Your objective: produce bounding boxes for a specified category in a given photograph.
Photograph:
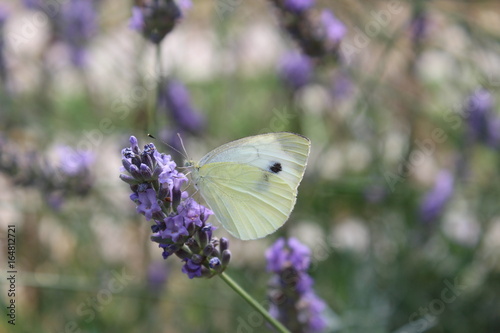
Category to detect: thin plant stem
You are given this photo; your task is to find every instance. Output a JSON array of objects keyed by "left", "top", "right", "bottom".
[
  {"left": 219, "top": 272, "right": 291, "bottom": 333},
  {"left": 148, "top": 43, "right": 163, "bottom": 135}
]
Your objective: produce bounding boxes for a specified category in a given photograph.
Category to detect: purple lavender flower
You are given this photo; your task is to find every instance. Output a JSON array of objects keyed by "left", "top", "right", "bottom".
[
  {"left": 56, "top": 146, "right": 94, "bottom": 176},
  {"left": 136, "top": 188, "right": 162, "bottom": 220},
  {"left": 283, "top": 0, "right": 315, "bottom": 13},
  {"left": 465, "top": 89, "right": 500, "bottom": 148},
  {"left": 410, "top": 10, "right": 428, "bottom": 44},
  {"left": 59, "top": 0, "right": 98, "bottom": 68},
  {"left": 321, "top": 9, "right": 346, "bottom": 45},
  {"left": 22, "top": 0, "right": 40, "bottom": 9},
  {"left": 266, "top": 237, "right": 328, "bottom": 333},
  {"left": 129, "top": 0, "right": 182, "bottom": 44},
  {"left": 158, "top": 79, "right": 205, "bottom": 134},
  {"left": 419, "top": 170, "right": 454, "bottom": 223},
  {"left": 147, "top": 261, "right": 169, "bottom": 292},
  {"left": 120, "top": 136, "right": 231, "bottom": 279},
  {"left": 182, "top": 258, "right": 203, "bottom": 279},
  {"left": 278, "top": 52, "right": 313, "bottom": 90}
]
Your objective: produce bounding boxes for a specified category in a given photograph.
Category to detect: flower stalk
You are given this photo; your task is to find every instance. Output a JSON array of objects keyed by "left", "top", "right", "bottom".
[{"left": 219, "top": 272, "right": 291, "bottom": 333}]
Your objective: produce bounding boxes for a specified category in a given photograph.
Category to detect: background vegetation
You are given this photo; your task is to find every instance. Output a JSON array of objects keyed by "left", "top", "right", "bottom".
[{"left": 1, "top": 0, "right": 500, "bottom": 332}]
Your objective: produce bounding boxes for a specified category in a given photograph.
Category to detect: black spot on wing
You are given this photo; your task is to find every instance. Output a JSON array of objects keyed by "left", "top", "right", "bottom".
[{"left": 270, "top": 162, "right": 282, "bottom": 174}]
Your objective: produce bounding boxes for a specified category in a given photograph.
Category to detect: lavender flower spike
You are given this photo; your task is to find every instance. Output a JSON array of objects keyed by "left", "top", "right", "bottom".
[
  {"left": 278, "top": 52, "right": 313, "bottom": 91},
  {"left": 419, "top": 170, "right": 454, "bottom": 223},
  {"left": 158, "top": 79, "right": 205, "bottom": 134},
  {"left": 465, "top": 88, "right": 500, "bottom": 148},
  {"left": 129, "top": 0, "right": 183, "bottom": 44},
  {"left": 120, "top": 136, "right": 231, "bottom": 279},
  {"left": 321, "top": 9, "right": 346, "bottom": 45},
  {"left": 61, "top": 0, "right": 98, "bottom": 68},
  {"left": 284, "top": 0, "right": 315, "bottom": 13},
  {"left": 266, "top": 237, "right": 328, "bottom": 333}
]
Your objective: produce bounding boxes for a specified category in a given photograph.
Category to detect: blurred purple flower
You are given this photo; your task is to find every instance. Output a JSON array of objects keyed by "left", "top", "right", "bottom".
[
  {"left": 410, "top": 10, "right": 429, "bottom": 44},
  {"left": 284, "top": 0, "right": 315, "bottom": 13},
  {"left": 60, "top": 0, "right": 98, "bottom": 68},
  {"left": 158, "top": 79, "right": 205, "bottom": 134},
  {"left": 419, "top": 170, "right": 454, "bottom": 223},
  {"left": 120, "top": 136, "right": 230, "bottom": 279},
  {"left": 266, "top": 238, "right": 328, "bottom": 333},
  {"left": 331, "top": 71, "right": 353, "bottom": 99},
  {"left": 278, "top": 52, "right": 313, "bottom": 90},
  {"left": 129, "top": 6, "right": 144, "bottom": 31},
  {"left": 147, "top": 261, "right": 169, "bottom": 292},
  {"left": 321, "top": 9, "right": 346, "bottom": 44},
  {"left": 129, "top": 0, "right": 183, "bottom": 44},
  {"left": 22, "top": 0, "right": 40, "bottom": 9},
  {"left": 56, "top": 146, "right": 94, "bottom": 176},
  {"left": 465, "top": 89, "right": 500, "bottom": 148}
]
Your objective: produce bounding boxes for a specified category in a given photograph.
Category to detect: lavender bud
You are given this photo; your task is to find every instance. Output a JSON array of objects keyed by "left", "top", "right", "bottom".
[
  {"left": 122, "top": 158, "right": 133, "bottom": 172},
  {"left": 175, "top": 248, "right": 191, "bottom": 260},
  {"left": 143, "top": 143, "right": 155, "bottom": 155},
  {"left": 203, "top": 243, "right": 214, "bottom": 257},
  {"left": 131, "top": 155, "right": 142, "bottom": 167},
  {"left": 119, "top": 174, "right": 139, "bottom": 185},
  {"left": 219, "top": 237, "right": 229, "bottom": 253},
  {"left": 200, "top": 266, "right": 212, "bottom": 278},
  {"left": 140, "top": 163, "right": 153, "bottom": 179},
  {"left": 209, "top": 257, "right": 221, "bottom": 269},
  {"left": 191, "top": 254, "right": 204, "bottom": 265},
  {"left": 186, "top": 237, "right": 201, "bottom": 253},
  {"left": 186, "top": 220, "right": 197, "bottom": 234},
  {"left": 198, "top": 228, "right": 209, "bottom": 249},
  {"left": 129, "top": 164, "right": 142, "bottom": 180},
  {"left": 130, "top": 136, "right": 139, "bottom": 152},
  {"left": 142, "top": 153, "right": 154, "bottom": 170},
  {"left": 221, "top": 250, "right": 231, "bottom": 267}
]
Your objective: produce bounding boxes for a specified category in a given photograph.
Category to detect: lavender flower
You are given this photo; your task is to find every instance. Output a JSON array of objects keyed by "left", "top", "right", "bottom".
[
  {"left": 330, "top": 71, "right": 353, "bottom": 99},
  {"left": 56, "top": 146, "right": 94, "bottom": 176},
  {"left": 129, "top": 0, "right": 183, "bottom": 44},
  {"left": 410, "top": 10, "right": 429, "bottom": 45},
  {"left": 278, "top": 52, "right": 313, "bottom": 90},
  {"left": 0, "top": 138, "right": 94, "bottom": 209},
  {"left": 266, "top": 237, "right": 327, "bottom": 333},
  {"left": 120, "top": 136, "right": 231, "bottom": 278},
  {"left": 269, "top": 1, "right": 346, "bottom": 58},
  {"left": 321, "top": 9, "right": 346, "bottom": 45},
  {"left": 158, "top": 79, "right": 205, "bottom": 134},
  {"left": 283, "top": 0, "right": 315, "bottom": 13},
  {"left": 22, "top": 0, "right": 40, "bottom": 9},
  {"left": 147, "top": 261, "right": 169, "bottom": 292},
  {"left": 60, "top": 0, "right": 98, "bottom": 67},
  {"left": 465, "top": 89, "right": 500, "bottom": 148},
  {"left": 419, "top": 170, "right": 454, "bottom": 223}
]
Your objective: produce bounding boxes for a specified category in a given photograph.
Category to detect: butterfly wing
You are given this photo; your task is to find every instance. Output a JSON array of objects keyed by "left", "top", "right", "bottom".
[{"left": 195, "top": 132, "right": 310, "bottom": 240}]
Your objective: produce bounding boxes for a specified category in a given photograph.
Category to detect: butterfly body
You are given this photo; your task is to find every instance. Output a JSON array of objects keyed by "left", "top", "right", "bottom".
[{"left": 186, "top": 132, "right": 310, "bottom": 240}]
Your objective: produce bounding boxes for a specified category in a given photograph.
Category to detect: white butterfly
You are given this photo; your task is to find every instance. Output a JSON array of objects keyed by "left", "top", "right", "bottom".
[{"left": 186, "top": 132, "right": 311, "bottom": 240}]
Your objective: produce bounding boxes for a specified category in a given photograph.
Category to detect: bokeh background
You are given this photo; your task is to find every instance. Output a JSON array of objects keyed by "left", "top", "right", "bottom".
[{"left": 1, "top": 0, "right": 500, "bottom": 332}]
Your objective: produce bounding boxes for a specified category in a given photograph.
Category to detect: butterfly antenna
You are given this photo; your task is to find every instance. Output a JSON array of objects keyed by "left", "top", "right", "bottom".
[
  {"left": 177, "top": 133, "right": 189, "bottom": 161},
  {"left": 147, "top": 133, "right": 187, "bottom": 160}
]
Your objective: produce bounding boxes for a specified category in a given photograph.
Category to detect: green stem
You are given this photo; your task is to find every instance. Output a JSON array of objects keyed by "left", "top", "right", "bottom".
[
  {"left": 148, "top": 43, "right": 163, "bottom": 134},
  {"left": 219, "top": 272, "right": 290, "bottom": 333}
]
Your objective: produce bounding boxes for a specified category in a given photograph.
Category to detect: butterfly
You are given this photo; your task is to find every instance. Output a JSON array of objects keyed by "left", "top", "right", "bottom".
[{"left": 185, "top": 132, "right": 311, "bottom": 240}]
